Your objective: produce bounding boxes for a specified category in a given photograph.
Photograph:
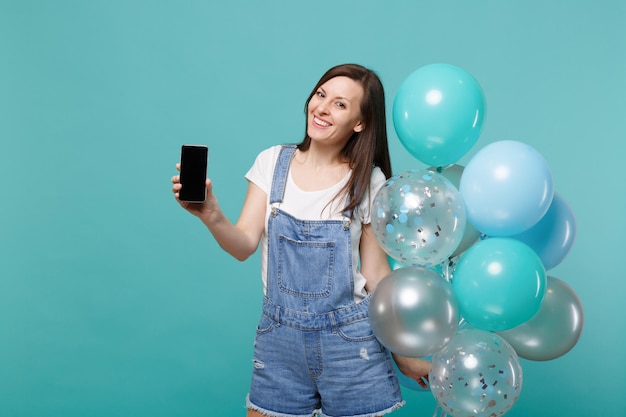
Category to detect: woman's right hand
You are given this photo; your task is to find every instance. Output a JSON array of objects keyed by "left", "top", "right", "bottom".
[{"left": 171, "top": 163, "right": 219, "bottom": 219}]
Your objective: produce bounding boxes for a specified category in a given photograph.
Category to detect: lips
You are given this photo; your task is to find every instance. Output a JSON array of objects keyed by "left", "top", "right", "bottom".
[{"left": 313, "top": 116, "right": 331, "bottom": 127}]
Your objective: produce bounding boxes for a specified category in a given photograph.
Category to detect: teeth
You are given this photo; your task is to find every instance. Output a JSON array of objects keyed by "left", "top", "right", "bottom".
[{"left": 314, "top": 116, "right": 330, "bottom": 127}]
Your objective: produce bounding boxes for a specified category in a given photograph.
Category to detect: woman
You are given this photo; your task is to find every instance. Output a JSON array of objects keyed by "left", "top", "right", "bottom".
[{"left": 172, "top": 63, "right": 429, "bottom": 417}]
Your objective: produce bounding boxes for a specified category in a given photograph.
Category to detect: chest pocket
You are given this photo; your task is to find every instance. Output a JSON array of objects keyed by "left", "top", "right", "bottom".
[{"left": 277, "top": 235, "right": 335, "bottom": 298}]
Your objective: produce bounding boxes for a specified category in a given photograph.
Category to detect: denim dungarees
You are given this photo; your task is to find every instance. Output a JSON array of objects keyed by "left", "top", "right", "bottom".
[{"left": 247, "top": 146, "right": 403, "bottom": 417}]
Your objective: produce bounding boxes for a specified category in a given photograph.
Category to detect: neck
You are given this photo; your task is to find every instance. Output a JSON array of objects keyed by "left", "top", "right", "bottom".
[{"left": 299, "top": 142, "right": 348, "bottom": 169}]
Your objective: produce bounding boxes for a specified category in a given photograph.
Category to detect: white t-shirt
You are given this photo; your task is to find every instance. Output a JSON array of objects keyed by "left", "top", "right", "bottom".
[{"left": 245, "top": 145, "right": 387, "bottom": 302}]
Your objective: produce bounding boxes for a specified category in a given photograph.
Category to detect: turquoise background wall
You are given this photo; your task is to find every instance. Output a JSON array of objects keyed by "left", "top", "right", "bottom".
[{"left": 1, "top": 1, "right": 624, "bottom": 416}]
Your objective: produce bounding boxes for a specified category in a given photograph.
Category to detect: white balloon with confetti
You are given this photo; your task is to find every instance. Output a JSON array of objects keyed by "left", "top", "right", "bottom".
[
  {"left": 371, "top": 169, "right": 466, "bottom": 267},
  {"left": 429, "top": 327, "right": 523, "bottom": 417}
]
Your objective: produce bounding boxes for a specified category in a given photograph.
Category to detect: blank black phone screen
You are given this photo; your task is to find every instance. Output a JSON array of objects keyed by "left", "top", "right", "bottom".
[{"left": 179, "top": 145, "right": 208, "bottom": 202}]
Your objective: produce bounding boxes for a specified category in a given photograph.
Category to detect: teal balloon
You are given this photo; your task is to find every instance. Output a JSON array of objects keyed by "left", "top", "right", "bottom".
[
  {"left": 498, "top": 276, "right": 584, "bottom": 361},
  {"left": 388, "top": 255, "right": 442, "bottom": 277},
  {"left": 452, "top": 237, "right": 547, "bottom": 331},
  {"left": 511, "top": 193, "right": 577, "bottom": 270},
  {"left": 369, "top": 267, "right": 459, "bottom": 357},
  {"left": 387, "top": 255, "right": 407, "bottom": 271},
  {"left": 460, "top": 140, "right": 554, "bottom": 236},
  {"left": 392, "top": 63, "right": 486, "bottom": 166}
]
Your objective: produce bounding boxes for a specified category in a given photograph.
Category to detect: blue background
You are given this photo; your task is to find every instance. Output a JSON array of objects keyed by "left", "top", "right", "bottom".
[{"left": 1, "top": 1, "right": 624, "bottom": 416}]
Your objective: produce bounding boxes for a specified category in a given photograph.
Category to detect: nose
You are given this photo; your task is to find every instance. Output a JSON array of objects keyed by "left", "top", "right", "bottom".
[{"left": 316, "top": 98, "right": 330, "bottom": 114}]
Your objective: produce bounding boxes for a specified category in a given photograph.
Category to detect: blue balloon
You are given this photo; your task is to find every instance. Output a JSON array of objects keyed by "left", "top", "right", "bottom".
[
  {"left": 392, "top": 63, "right": 486, "bottom": 166},
  {"left": 452, "top": 237, "right": 547, "bottom": 332},
  {"left": 460, "top": 140, "right": 554, "bottom": 236},
  {"left": 511, "top": 193, "right": 577, "bottom": 270}
]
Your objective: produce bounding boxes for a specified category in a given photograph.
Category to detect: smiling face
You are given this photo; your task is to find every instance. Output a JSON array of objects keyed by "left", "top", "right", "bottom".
[{"left": 306, "top": 76, "right": 365, "bottom": 147}]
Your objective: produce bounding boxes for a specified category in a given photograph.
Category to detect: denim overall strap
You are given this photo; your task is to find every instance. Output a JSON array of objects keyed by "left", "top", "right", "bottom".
[
  {"left": 268, "top": 144, "right": 352, "bottom": 219},
  {"left": 269, "top": 145, "right": 297, "bottom": 205},
  {"left": 265, "top": 145, "right": 360, "bottom": 320}
]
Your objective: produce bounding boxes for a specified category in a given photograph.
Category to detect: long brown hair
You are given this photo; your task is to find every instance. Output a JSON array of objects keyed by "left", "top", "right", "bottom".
[{"left": 297, "top": 63, "right": 392, "bottom": 218}]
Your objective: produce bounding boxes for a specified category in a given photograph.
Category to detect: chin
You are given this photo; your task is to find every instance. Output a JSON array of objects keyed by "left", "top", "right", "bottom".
[{"left": 306, "top": 128, "right": 324, "bottom": 141}]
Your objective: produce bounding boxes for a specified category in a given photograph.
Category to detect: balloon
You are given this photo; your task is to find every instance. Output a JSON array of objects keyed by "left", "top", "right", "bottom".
[
  {"left": 511, "top": 193, "right": 577, "bottom": 270},
  {"left": 393, "top": 63, "right": 486, "bottom": 166},
  {"left": 452, "top": 237, "right": 547, "bottom": 332},
  {"left": 430, "top": 327, "right": 523, "bottom": 417},
  {"left": 388, "top": 255, "right": 444, "bottom": 280},
  {"left": 372, "top": 170, "right": 466, "bottom": 267},
  {"left": 428, "top": 164, "right": 481, "bottom": 257},
  {"left": 498, "top": 276, "right": 584, "bottom": 361},
  {"left": 459, "top": 140, "right": 554, "bottom": 236},
  {"left": 387, "top": 255, "right": 410, "bottom": 271},
  {"left": 369, "top": 266, "right": 459, "bottom": 357}
]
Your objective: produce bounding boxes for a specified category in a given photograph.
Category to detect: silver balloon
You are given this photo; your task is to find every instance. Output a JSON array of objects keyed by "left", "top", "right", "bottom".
[
  {"left": 428, "top": 164, "right": 481, "bottom": 258},
  {"left": 498, "top": 276, "right": 584, "bottom": 361},
  {"left": 372, "top": 169, "right": 466, "bottom": 267},
  {"left": 430, "top": 327, "right": 523, "bottom": 417},
  {"left": 369, "top": 266, "right": 459, "bottom": 358}
]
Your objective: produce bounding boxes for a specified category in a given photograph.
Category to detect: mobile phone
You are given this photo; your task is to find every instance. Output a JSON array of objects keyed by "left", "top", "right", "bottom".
[{"left": 179, "top": 145, "right": 209, "bottom": 202}]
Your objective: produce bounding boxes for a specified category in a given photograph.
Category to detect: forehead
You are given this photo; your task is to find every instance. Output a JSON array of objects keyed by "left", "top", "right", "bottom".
[{"left": 319, "top": 76, "right": 364, "bottom": 100}]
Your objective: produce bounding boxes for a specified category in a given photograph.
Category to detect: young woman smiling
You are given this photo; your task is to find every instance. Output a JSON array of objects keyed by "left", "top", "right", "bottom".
[{"left": 172, "top": 63, "right": 429, "bottom": 417}]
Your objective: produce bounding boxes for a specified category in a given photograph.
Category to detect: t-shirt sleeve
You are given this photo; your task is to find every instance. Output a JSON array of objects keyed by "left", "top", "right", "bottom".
[
  {"left": 244, "top": 146, "right": 281, "bottom": 194},
  {"left": 359, "top": 166, "right": 388, "bottom": 225}
]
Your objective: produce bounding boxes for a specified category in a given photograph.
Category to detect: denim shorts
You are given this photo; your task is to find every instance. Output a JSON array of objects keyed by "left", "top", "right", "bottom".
[{"left": 246, "top": 311, "right": 404, "bottom": 417}]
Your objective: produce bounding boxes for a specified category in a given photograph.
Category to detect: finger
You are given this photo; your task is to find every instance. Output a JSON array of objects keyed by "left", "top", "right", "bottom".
[
  {"left": 171, "top": 175, "right": 180, "bottom": 184},
  {"left": 176, "top": 163, "right": 181, "bottom": 171}
]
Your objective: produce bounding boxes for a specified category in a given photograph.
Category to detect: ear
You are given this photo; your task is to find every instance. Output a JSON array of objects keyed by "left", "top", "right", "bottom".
[{"left": 353, "top": 120, "right": 365, "bottom": 133}]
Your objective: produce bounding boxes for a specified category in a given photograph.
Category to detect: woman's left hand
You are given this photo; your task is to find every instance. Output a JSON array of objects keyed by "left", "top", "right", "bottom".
[{"left": 392, "top": 353, "right": 431, "bottom": 389}]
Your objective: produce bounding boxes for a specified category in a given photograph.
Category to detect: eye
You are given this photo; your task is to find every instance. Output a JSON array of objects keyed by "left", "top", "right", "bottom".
[
  {"left": 336, "top": 102, "right": 346, "bottom": 109},
  {"left": 316, "top": 90, "right": 325, "bottom": 98}
]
